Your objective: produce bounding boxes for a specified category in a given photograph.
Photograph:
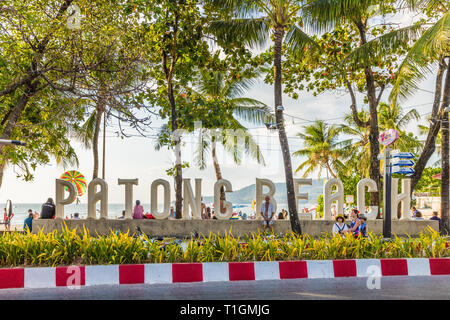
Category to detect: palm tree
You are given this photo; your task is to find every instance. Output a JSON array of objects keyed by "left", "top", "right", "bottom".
[
  {"left": 193, "top": 70, "right": 273, "bottom": 198},
  {"left": 341, "top": 103, "right": 422, "bottom": 177},
  {"left": 293, "top": 120, "right": 351, "bottom": 179},
  {"left": 308, "top": 1, "right": 448, "bottom": 227},
  {"left": 207, "top": 0, "right": 320, "bottom": 234},
  {"left": 156, "top": 70, "right": 273, "bottom": 200},
  {"left": 377, "top": 103, "right": 422, "bottom": 152},
  {"left": 303, "top": 0, "right": 413, "bottom": 211},
  {"left": 390, "top": 1, "right": 449, "bottom": 233}
]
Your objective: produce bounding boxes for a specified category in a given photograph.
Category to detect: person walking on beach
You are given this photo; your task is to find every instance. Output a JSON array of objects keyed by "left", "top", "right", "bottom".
[
  {"left": 3, "top": 207, "right": 13, "bottom": 231},
  {"left": 40, "top": 198, "right": 55, "bottom": 219},
  {"left": 260, "top": 196, "right": 275, "bottom": 233},
  {"left": 24, "top": 210, "right": 33, "bottom": 232},
  {"left": 133, "top": 200, "right": 144, "bottom": 219}
]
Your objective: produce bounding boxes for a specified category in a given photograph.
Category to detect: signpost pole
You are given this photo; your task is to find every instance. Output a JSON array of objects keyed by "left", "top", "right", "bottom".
[{"left": 383, "top": 147, "right": 392, "bottom": 239}]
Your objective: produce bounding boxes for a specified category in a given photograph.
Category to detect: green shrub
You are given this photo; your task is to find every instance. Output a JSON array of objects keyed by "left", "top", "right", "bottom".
[{"left": 0, "top": 225, "right": 447, "bottom": 267}]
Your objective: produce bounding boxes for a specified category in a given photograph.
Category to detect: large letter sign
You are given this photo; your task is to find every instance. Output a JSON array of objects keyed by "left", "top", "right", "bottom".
[
  {"left": 214, "top": 179, "right": 233, "bottom": 220},
  {"left": 391, "top": 178, "right": 411, "bottom": 220},
  {"left": 255, "top": 179, "right": 277, "bottom": 220},
  {"left": 118, "top": 179, "right": 138, "bottom": 219},
  {"left": 151, "top": 179, "right": 171, "bottom": 219},
  {"left": 294, "top": 179, "right": 312, "bottom": 219},
  {"left": 356, "top": 178, "right": 378, "bottom": 220},
  {"left": 323, "top": 179, "right": 344, "bottom": 220},
  {"left": 183, "top": 179, "right": 202, "bottom": 220},
  {"left": 55, "top": 179, "right": 77, "bottom": 218},
  {"left": 53, "top": 175, "right": 412, "bottom": 222},
  {"left": 88, "top": 178, "right": 108, "bottom": 219}
]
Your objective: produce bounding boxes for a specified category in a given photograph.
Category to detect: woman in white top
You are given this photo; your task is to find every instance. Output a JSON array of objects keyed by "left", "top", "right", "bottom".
[{"left": 332, "top": 214, "right": 348, "bottom": 235}]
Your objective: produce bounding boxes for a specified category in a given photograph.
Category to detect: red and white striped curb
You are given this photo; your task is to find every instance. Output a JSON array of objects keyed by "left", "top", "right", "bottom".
[{"left": 0, "top": 258, "right": 448, "bottom": 289}]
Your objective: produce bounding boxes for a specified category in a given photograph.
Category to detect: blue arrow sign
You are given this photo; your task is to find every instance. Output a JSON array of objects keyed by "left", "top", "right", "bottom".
[
  {"left": 390, "top": 152, "right": 414, "bottom": 159},
  {"left": 391, "top": 159, "right": 415, "bottom": 166},
  {"left": 392, "top": 167, "right": 415, "bottom": 175}
]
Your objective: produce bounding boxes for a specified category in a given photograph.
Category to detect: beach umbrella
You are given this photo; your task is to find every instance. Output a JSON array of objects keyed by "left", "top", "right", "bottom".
[{"left": 60, "top": 170, "right": 87, "bottom": 197}]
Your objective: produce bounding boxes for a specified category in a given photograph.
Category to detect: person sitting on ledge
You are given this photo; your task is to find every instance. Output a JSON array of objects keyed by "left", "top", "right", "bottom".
[
  {"left": 133, "top": 200, "right": 144, "bottom": 219},
  {"left": 40, "top": 198, "right": 55, "bottom": 219},
  {"left": 24, "top": 210, "right": 33, "bottom": 232},
  {"left": 144, "top": 212, "right": 155, "bottom": 219},
  {"left": 73, "top": 213, "right": 81, "bottom": 219},
  {"left": 359, "top": 214, "right": 368, "bottom": 238},
  {"left": 118, "top": 210, "right": 125, "bottom": 219},
  {"left": 346, "top": 208, "right": 361, "bottom": 238},
  {"left": 168, "top": 206, "right": 175, "bottom": 220},
  {"left": 277, "top": 211, "right": 284, "bottom": 220},
  {"left": 412, "top": 211, "right": 424, "bottom": 221},
  {"left": 429, "top": 211, "right": 441, "bottom": 230},
  {"left": 260, "top": 196, "right": 275, "bottom": 233},
  {"left": 332, "top": 214, "right": 348, "bottom": 236},
  {"left": 410, "top": 206, "right": 419, "bottom": 218}
]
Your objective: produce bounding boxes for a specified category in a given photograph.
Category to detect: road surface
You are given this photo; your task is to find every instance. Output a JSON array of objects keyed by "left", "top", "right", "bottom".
[{"left": 0, "top": 276, "right": 448, "bottom": 300}]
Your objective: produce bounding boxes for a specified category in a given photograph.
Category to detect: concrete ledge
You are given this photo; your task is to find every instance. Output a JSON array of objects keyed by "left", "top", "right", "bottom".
[
  {"left": 31, "top": 218, "right": 439, "bottom": 237},
  {"left": 0, "top": 258, "right": 449, "bottom": 289}
]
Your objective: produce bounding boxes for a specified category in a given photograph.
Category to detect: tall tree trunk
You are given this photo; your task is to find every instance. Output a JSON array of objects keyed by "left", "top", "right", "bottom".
[
  {"left": 168, "top": 76, "right": 182, "bottom": 219},
  {"left": 356, "top": 20, "right": 381, "bottom": 214},
  {"left": 162, "top": 10, "right": 182, "bottom": 219},
  {"left": 102, "top": 110, "right": 106, "bottom": 179},
  {"left": 92, "top": 108, "right": 103, "bottom": 180},
  {"left": 274, "top": 26, "right": 302, "bottom": 234},
  {"left": 0, "top": 160, "right": 7, "bottom": 189},
  {"left": 440, "top": 59, "right": 450, "bottom": 235},
  {"left": 441, "top": 108, "right": 449, "bottom": 234},
  {"left": 211, "top": 139, "right": 225, "bottom": 200},
  {"left": 411, "top": 59, "right": 449, "bottom": 193}
]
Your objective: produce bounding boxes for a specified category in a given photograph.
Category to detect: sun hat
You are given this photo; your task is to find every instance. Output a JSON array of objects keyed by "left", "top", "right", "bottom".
[{"left": 335, "top": 214, "right": 345, "bottom": 222}]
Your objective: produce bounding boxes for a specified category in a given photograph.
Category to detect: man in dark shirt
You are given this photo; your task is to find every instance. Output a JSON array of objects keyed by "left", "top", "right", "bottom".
[
  {"left": 429, "top": 211, "right": 442, "bottom": 231},
  {"left": 40, "top": 198, "right": 56, "bottom": 219}
]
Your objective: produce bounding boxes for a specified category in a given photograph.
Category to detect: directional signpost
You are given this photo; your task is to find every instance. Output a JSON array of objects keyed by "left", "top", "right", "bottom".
[
  {"left": 379, "top": 131, "right": 415, "bottom": 238},
  {"left": 0, "top": 139, "right": 26, "bottom": 146}
]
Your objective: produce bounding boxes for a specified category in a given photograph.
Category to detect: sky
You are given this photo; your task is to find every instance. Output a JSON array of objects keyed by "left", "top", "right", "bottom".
[{"left": 0, "top": 7, "right": 441, "bottom": 205}]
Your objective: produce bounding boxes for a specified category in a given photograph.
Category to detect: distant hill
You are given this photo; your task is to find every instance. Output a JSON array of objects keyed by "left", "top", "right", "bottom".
[{"left": 203, "top": 180, "right": 323, "bottom": 205}]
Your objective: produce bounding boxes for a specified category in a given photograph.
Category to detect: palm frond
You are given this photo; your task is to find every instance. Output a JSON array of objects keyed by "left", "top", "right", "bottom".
[
  {"left": 208, "top": 18, "right": 271, "bottom": 49},
  {"left": 344, "top": 24, "right": 424, "bottom": 67},
  {"left": 231, "top": 99, "right": 274, "bottom": 125},
  {"left": 390, "top": 12, "right": 450, "bottom": 104},
  {"left": 154, "top": 123, "right": 171, "bottom": 151},
  {"left": 302, "top": 0, "right": 379, "bottom": 33},
  {"left": 285, "top": 25, "right": 322, "bottom": 58},
  {"left": 73, "top": 111, "right": 97, "bottom": 149}
]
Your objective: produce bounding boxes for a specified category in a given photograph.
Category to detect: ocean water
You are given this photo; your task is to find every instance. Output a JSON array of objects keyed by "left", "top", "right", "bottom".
[{"left": 5, "top": 202, "right": 317, "bottom": 226}]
